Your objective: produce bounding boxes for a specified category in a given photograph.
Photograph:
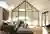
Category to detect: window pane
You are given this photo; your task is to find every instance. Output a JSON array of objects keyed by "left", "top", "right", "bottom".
[
  {"left": 26, "top": 11, "right": 38, "bottom": 26},
  {"left": 12, "top": 12, "right": 18, "bottom": 21},
  {"left": 19, "top": 12, "right": 25, "bottom": 21}
]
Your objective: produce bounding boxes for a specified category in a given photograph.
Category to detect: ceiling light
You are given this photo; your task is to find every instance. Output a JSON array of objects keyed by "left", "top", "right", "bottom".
[
  {"left": 8, "top": 5, "right": 15, "bottom": 11},
  {"left": 11, "top": 6, "right": 15, "bottom": 9}
]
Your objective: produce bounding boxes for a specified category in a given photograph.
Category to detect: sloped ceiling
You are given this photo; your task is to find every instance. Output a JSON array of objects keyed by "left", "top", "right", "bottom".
[
  {"left": 1, "top": 0, "right": 50, "bottom": 22},
  {"left": 0, "top": 0, "right": 50, "bottom": 12}
]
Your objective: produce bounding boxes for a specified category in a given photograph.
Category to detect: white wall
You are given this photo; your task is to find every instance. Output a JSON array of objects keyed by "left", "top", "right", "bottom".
[
  {"left": 0, "top": 7, "right": 3, "bottom": 28},
  {"left": 2, "top": 0, "right": 50, "bottom": 12}
]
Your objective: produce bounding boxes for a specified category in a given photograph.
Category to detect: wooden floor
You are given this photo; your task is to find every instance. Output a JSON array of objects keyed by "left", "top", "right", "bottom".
[{"left": 32, "top": 27, "right": 42, "bottom": 34}]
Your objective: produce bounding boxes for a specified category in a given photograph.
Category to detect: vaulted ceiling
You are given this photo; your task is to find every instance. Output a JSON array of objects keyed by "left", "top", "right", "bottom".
[{"left": 0, "top": 0, "right": 50, "bottom": 12}]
